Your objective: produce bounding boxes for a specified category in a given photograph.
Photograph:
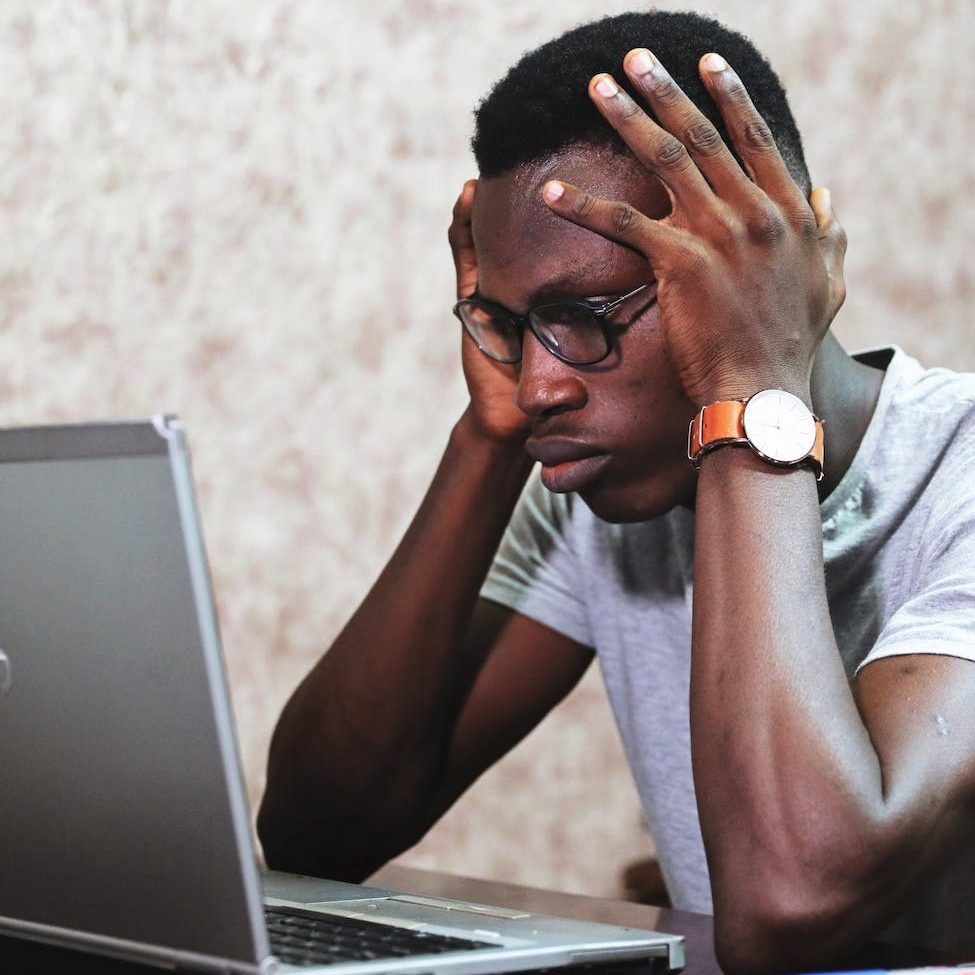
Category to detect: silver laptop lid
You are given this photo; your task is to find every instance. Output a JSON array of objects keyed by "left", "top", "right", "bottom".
[{"left": 0, "top": 417, "right": 270, "bottom": 973}]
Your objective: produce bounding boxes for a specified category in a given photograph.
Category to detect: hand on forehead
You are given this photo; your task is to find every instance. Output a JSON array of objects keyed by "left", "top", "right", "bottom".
[{"left": 471, "top": 148, "right": 668, "bottom": 306}]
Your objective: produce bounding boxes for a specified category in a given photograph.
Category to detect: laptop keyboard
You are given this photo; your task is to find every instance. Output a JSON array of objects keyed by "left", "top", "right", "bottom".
[{"left": 265, "top": 905, "right": 495, "bottom": 967}]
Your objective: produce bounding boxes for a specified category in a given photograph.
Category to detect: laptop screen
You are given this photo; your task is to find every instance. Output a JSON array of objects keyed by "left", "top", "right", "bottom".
[{"left": 0, "top": 419, "right": 267, "bottom": 971}]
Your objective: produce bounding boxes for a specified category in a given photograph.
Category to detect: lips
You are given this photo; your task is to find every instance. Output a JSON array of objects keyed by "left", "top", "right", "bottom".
[{"left": 525, "top": 437, "right": 612, "bottom": 493}]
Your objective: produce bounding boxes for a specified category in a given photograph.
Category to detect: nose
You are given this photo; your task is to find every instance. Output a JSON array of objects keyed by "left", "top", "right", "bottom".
[{"left": 515, "top": 331, "right": 588, "bottom": 419}]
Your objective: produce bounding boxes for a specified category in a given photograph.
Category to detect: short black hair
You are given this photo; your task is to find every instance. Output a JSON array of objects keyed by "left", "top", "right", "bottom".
[{"left": 472, "top": 10, "right": 810, "bottom": 194}]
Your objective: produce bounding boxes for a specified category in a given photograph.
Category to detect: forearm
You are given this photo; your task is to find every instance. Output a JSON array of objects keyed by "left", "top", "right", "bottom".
[
  {"left": 258, "top": 408, "right": 532, "bottom": 876},
  {"left": 690, "top": 447, "right": 893, "bottom": 969}
]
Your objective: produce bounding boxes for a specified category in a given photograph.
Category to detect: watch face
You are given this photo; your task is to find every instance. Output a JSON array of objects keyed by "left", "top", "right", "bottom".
[{"left": 742, "top": 389, "right": 817, "bottom": 464}]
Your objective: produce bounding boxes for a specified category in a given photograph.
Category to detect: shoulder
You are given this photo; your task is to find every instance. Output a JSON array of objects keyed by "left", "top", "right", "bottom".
[
  {"left": 875, "top": 346, "right": 975, "bottom": 431},
  {"left": 855, "top": 347, "right": 975, "bottom": 521}
]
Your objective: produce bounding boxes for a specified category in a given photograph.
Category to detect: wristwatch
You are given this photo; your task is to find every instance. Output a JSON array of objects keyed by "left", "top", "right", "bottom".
[{"left": 687, "top": 389, "right": 824, "bottom": 480}]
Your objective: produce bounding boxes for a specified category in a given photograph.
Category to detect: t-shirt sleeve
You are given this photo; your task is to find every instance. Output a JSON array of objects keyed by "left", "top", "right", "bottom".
[
  {"left": 858, "top": 467, "right": 975, "bottom": 672},
  {"left": 480, "top": 471, "right": 594, "bottom": 648}
]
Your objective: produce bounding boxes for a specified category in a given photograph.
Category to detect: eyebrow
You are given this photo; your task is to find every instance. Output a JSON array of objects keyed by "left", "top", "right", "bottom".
[{"left": 474, "top": 271, "right": 627, "bottom": 312}]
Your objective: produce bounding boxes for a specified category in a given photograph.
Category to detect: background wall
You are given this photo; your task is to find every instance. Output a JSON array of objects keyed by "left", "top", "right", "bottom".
[{"left": 3, "top": 0, "right": 972, "bottom": 898}]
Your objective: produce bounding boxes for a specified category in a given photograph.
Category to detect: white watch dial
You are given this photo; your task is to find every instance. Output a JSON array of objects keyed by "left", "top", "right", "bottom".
[{"left": 742, "top": 389, "right": 816, "bottom": 464}]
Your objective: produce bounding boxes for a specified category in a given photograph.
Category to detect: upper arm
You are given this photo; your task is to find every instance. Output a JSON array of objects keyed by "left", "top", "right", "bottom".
[
  {"left": 432, "top": 597, "right": 594, "bottom": 817},
  {"left": 852, "top": 475, "right": 975, "bottom": 852},
  {"left": 853, "top": 653, "right": 975, "bottom": 873}
]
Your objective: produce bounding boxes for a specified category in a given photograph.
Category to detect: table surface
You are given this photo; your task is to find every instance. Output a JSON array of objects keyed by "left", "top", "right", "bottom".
[
  {"left": 371, "top": 864, "right": 954, "bottom": 975},
  {"left": 0, "top": 862, "right": 954, "bottom": 974},
  {"left": 373, "top": 864, "right": 713, "bottom": 973}
]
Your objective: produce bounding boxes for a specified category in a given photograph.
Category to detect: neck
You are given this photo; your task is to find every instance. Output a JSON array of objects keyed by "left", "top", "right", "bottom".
[{"left": 809, "top": 333, "right": 887, "bottom": 500}]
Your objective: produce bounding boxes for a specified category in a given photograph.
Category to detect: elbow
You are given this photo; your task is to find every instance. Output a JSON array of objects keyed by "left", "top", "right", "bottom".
[
  {"left": 711, "top": 859, "right": 894, "bottom": 975},
  {"left": 256, "top": 788, "right": 326, "bottom": 878},
  {"left": 257, "top": 716, "right": 446, "bottom": 882},
  {"left": 256, "top": 793, "right": 375, "bottom": 882},
  {"left": 258, "top": 813, "right": 386, "bottom": 883},
  {"left": 706, "top": 796, "right": 914, "bottom": 975},
  {"left": 713, "top": 896, "right": 828, "bottom": 975},
  {"left": 713, "top": 888, "right": 856, "bottom": 975},
  {"left": 256, "top": 780, "right": 426, "bottom": 883},
  {"left": 714, "top": 847, "right": 897, "bottom": 975}
]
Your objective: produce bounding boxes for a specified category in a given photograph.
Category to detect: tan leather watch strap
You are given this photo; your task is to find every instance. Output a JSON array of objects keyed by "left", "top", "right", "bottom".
[
  {"left": 687, "top": 400, "right": 746, "bottom": 461},
  {"left": 687, "top": 397, "right": 825, "bottom": 478}
]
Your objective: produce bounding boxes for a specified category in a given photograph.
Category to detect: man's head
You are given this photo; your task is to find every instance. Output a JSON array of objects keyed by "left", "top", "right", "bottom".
[
  {"left": 466, "top": 12, "right": 811, "bottom": 523},
  {"left": 473, "top": 10, "right": 809, "bottom": 193}
]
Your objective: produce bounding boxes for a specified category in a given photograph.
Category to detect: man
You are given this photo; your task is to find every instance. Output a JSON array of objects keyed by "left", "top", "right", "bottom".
[{"left": 257, "top": 11, "right": 975, "bottom": 973}]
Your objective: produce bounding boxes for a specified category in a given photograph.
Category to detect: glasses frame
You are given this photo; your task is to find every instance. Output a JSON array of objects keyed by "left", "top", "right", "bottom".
[{"left": 453, "top": 283, "right": 652, "bottom": 366}]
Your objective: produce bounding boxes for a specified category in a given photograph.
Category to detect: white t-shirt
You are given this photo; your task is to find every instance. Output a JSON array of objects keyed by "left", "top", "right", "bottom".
[{"left": 482, "top": 347, "right": 975, "bottom": 953}]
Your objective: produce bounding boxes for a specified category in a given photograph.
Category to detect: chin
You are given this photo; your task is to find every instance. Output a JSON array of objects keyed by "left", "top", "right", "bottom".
[{"left": 577, "top": 475, "right": 692, "bottom": 524}]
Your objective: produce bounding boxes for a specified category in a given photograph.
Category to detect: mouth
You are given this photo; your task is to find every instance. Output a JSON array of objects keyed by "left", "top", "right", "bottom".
[{"left": 525, "top": 437, "right": 612, "bottom": 493}]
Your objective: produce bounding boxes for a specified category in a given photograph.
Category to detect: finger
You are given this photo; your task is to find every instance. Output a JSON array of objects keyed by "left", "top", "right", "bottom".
[
  {"left": 541, "top": 179, "right": 696, "bottom": 274},
  {"left": 698, "top": 53, "right": 805, "bottom": 208},
  {"left": 621, "top": 48, "right": 748, "bottom": 200},
  {"left": 810, "top": 187, "right": 845, "bottom": 243},
  {"left": 810, "top": 187, "right": 848, "bottom": 322},
  {"left": 448, "top": 179, "right": 479, "bottom": 299},
  {"left": 587, "top": 72, "right": 713, "bottom": 210}
]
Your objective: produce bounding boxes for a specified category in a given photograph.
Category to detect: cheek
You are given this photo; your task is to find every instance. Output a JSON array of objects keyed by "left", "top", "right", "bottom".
[{"left": 604, "top": 314, "right": 691, "bottom": 434}]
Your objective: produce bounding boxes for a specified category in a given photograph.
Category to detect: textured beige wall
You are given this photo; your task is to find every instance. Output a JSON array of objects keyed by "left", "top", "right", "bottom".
[{"left": 3, "top": 1, "right": 973, "bottom": 898}]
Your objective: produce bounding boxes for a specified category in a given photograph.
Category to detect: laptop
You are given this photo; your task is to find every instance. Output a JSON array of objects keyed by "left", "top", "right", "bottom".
[{"left": 0, "top": 417, "right": 684, "bottom": 975}]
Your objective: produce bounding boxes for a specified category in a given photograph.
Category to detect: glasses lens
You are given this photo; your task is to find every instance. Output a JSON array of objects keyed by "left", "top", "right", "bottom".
[
  {"left": 530, "top": 303, "right": 609, "bottom": 365},
  {"left": 455, "top": 300, "right": 521, "bottom": 363}
]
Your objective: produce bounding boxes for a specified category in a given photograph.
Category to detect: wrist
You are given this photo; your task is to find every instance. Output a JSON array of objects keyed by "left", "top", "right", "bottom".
[
  {"left": 694, "top": 373, "right": 812, "bottom": 410},
  {"left": 688, "top": 389, "right": 824, "bottom": 481},
  {"left": 454, "top": 403, "right": 531, "bottom": 451},
  {"left": 698, "top": 383, "right": 812, "bottom": 410},
  {"left": 696, "top": 441, "right": 818, "bottom": 478},
  {"left": 451, "top": 407, "right": 534, "bottom": 464}
]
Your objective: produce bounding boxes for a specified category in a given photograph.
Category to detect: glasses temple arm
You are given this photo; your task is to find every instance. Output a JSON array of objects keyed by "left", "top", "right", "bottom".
[{"left": 595, "top": 283, "right": 651, "bottom": 316}]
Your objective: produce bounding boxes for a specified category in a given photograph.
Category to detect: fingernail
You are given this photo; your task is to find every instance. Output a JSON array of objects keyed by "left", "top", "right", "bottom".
[
  {"left": 543, "top": 181, "right": 564, "bottom": 202},
  {"left": 628, "top": 49, "right": 656, "bottom": 77},
  {"left": 702, "top": 52, "right": 728, "bottom": 72},
  {"left": 810, "top": 186, "right": 831, "bottom": 212},
  {"left": 594, "top": 75, "right": 619, "bottom": 98}
]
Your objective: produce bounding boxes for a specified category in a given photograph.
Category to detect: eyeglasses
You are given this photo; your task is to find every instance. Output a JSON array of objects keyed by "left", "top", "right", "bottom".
[{"left": 453, "top": 283, "right": 653, "bottom": 366}]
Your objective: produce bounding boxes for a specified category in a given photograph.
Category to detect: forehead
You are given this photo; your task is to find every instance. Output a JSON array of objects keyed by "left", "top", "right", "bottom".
[{"left": 471, "top": 147, "right": 669, "bottom": 307}]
